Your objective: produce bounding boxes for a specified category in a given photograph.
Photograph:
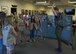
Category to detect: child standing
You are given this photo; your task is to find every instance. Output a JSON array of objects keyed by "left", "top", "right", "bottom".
[
  {"left": 29, "top": 15, "right": 37, "bottom": 42},
  {"left": 3, "top": 16, "right": 17, "bottom": 54},
  {"left": 35, "top": 16, "right": 42, "bottom": 41}
]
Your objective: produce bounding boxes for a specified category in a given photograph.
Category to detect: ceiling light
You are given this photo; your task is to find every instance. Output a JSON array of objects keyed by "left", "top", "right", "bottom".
[
  {"left": 48, "top": 6, "right": 52, "bottom": 7},
  {"left": 36, "top": 1, "right": 47, "bottom": 4},
  {"left": 47, "top": 6, "right": 56, "bottom": 7},
  {"left": 68, "top": 1, "right": 76, "bottom": 3}
]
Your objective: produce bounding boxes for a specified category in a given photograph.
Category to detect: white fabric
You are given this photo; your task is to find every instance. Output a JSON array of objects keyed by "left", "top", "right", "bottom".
[{"left": 3, "top": 25, "right": 10, "bottom": 46}]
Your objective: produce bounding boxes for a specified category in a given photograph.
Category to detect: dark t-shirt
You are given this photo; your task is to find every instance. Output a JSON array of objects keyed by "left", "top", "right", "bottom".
[
  {"left": 55, "top": 13, "right": 63, "bottom": 27},
  {"left": 31, "top": 19, "right": 36, "bottom": 23}
]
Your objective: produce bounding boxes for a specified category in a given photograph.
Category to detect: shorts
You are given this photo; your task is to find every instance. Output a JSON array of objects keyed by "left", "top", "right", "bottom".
[{"left": 6, "top": 45, "right": 14, "bottom": 51}]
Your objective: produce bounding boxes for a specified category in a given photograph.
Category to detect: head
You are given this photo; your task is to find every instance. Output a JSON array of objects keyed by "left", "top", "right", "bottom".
[
  {"left": 0, "top": 12, "right": 6, "bottom": 26},
  {"left": 4, "top": 15, "right": 13, "bottom": 26},
  {"left": 14, "top": 12, "right": 17, "bottom": 15},
  {"left": 10, "top": 13, "right": 14, "bottom": 17},
  {"left": 21, "top": 9, "right": 25, "bottom": 14},
  {"left": 31, "top": 15, "right": 35, "bottom": 19},
  {"left": 54, "top": 7, "right": 59, "bottom": 13},
  {"left": 25, "top": 10, "right": 28, "bottom": 15}
]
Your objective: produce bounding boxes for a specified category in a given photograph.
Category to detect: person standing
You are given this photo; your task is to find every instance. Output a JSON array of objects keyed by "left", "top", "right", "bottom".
[
  {"left": 29, "top": 15, "right": 37, "bottom": 42},
  {"left": 35, "top": 16, "right": 42, "bottom": 40},
  {"left": 18, "top": 16, "right": 26, "bottom": 43},
  {"left": 13, "top": 12, "right": 19, "bottom": 32},
  {"left": 51, "top": 4, "right": 63, "bottom": 52},
  {"left": 3, "top": 15, "right": 18, "bottom": 54}
]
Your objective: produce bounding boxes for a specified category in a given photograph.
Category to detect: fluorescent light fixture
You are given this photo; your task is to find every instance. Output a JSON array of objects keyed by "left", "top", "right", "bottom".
[
  {"left": 35, "top": 1, "right": 50, "bottom": 5},
  {"left": 36, "top": 1, "right": 47, "bottom": 4},
  {"left": 48, "top": 6, "right": 52, "bottom": 7},
  {"left": 48, "top": 6, "right": 56, "bottom": 7},
  {"left": 68, "top": 1, "right": 76, "bottom": 3}
]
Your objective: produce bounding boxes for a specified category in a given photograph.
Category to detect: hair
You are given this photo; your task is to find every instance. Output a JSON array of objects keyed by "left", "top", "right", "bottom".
[
  {"left": 31, "top": 15, "right": 35, "bottom": 19},
  {"left": 54, "top": 7, "right": 59, "bottom": 11},
  {"left": 31, "top": 15, "right": 35, "bottom": 23},
  {"left": 21, "top": 9, "right": 25, "bottom": 14},
  {"left": 0, "top": 19, "right": 2, "bottom": 28},
  {"left": 6, "top": 15, "right": 13, "bottom": 25},
  {"left": 0, "top": 12, "right": 6, "bottom": 25}
]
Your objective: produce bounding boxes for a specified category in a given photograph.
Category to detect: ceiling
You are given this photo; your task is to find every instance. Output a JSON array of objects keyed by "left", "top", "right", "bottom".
[{"left": 22, "top": 0, "right": 76, "bottom": 6}]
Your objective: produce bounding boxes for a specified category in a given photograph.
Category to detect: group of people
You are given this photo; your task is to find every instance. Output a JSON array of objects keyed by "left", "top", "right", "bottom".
[
  {"left": 0, "top": 4, "right": 64, "bottom": 54},
  {"left": 0, "top": 12, "right": 18, "bottom": 54},
  {"left": 0, "top": 8, "right": 42, "bottom": 54}
]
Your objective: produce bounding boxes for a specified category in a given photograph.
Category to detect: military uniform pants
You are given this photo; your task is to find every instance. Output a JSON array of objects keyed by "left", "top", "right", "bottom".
[{"left": 55, "top": 26, "right": 63, "bottom": 49}]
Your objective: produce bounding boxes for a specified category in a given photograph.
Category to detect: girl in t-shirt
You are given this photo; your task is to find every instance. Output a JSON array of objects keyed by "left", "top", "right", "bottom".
[
  {"left": 3, "top": 16, "right": 18, "bottom": 54},
  {"left": 35, "top": 16, "right": 42, "bottom": 40},
  {"left": 29, "top": 15, "right": 37, "bottom": 42}
]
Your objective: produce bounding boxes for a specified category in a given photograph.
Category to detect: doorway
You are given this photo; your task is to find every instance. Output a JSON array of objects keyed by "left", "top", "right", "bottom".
[{"left": 11, "top": 8, "right": 17, "bottom": 14}]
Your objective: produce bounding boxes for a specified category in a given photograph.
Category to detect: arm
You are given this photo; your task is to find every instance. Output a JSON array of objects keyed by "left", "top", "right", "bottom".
[
  {"left": 51, "top": 4, "right": 57, "bottom": 15},
  {"left": 11, "top": 26, "right": 18, "bottom": 36}
]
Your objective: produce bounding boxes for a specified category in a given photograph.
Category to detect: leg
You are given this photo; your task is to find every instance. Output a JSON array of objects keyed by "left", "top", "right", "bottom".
[
  {"left": 36, "top": 30, "right": 38, "bottom": 39},
  {"left": 39, "top": 28, "right": 43, "bottom": 39},
  {"left": 21, "top": 31, "right": 26, "bottom": 42},
  {"left": 55, "top": 26, "right": 63, "bottom": 52},
  {"left": 0, "top": 39, "right": 3, "bottom": 54},
  {"left": 30, "top": 30, "right": 33, "bottom": 42},
  {"left": 6, "top": 45, "right": 14, "bottom": 54},
  {"left": 19, "top": 31, "right": 23, "bottom": 43}
]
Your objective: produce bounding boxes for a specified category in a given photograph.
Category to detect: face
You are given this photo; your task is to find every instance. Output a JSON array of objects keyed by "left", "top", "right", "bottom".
[
  {"left": 14, "top": 12, "right": 17, "bottom": 15},
  {"left": 55, "top": 10, "right": 59, "bottom": 13},
  {"left": 21, "top": 9, "right": 24, "bottom": 14},
  {"left": 32, "top": 16, "right": 35, "bottom": 19}
]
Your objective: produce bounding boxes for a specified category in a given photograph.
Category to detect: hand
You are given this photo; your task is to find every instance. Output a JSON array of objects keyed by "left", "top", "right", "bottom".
[
  {"left": 51, "top": 3, "right": 56, "bottom": 7},
  {"left": 40, "top": 28, "right": 42, "bottom": 32},
  {"left": 53, "top": 3, "right": 55, "bottom": 6}
]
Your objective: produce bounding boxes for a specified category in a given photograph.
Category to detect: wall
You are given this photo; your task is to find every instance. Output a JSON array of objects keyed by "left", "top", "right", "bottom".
[
  {"left": 46, "top": 7, "right": 63, "bottom": 15},
  {"left": 73, "top": 7, "right": 76, "bottom": 20},
  {"left": 0, "top": 0, "right": 76, "bottom": 20},
  {"left": 46, "top": 6, "right": 76, "bottom": 20},
  {"left": 0, "top": 0, "right": 45, "bottom": 15},
  {"left": 0, "top": 0, "right": 23, "bottom": 15}
]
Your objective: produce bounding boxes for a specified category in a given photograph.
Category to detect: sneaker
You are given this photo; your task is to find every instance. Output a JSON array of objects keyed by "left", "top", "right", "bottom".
[
  {"left": 32, "top": 39, "right": 36, "bottom": 42},
  {"left": 30, "top": 39, "right": 33, "bottom": 43},
  {"left": 55, "top": 48, "right": 62, "bottom": 52},
  {"left": 20, "top": 40, "right": 23, "bottom": 43}
]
